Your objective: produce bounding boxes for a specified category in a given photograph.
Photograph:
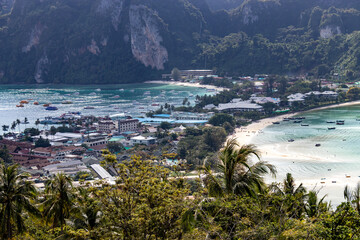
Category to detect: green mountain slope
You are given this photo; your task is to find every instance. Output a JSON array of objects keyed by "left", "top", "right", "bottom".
[{"left": 1, "top": 0, "right": 360, "bottom": 84}]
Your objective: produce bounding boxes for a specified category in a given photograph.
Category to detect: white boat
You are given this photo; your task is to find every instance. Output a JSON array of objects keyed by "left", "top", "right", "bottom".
[
  {"left": 84, "top": 106, "right": 95, "bottom": 109},
  {"left": 89, "top": 92, "right": 97, "bottom": 96},
  {"left": 119, "top": 89, "right": 124, "bottom": 91},
  {"left": 95, "top": 88, "right": 101, "bottom": 91}
]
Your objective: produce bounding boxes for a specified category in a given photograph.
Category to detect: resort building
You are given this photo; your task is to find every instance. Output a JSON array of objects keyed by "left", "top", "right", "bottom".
[
  {"left": 171, "top": 112, "right": 214, "bottom": 121},
  {"left": 249, "top": 96, "right": 281, "bottom": 105},
  {"left": 130, "top": 136, "right": 156, "bottom": 146},
  {"left": 287, "top": 93, "right": 306, "bottom": 105},
  {"left": 305, "top": 91, "right": 338, "bottom": 99},
  {"left": 162, "top": 69, "right": 214, "bottom": 79},
  {"left": 216, "top": 101, "right": 263, "bottom": 112},
  {"left": 117, "top": 119, "right": 139, "bottom": 133}
]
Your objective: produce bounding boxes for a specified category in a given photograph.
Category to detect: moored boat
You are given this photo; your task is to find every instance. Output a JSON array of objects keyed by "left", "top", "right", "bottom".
[
  {"left": 20, "top": 100, "right": 29, "bottom": 104},
  {"left": 43, "top": 103, "right": 51, "bottom": 107},
  {"left": 301, "top": 124, "right": 309, "bottom": 126},
  {"left": 61, "top": 100, "right": 73, "bottom": 104},
  {"left": 45, "top": 106, "right": 58, "bottom": 111},
  {"left": 16, "top": 104, "right": 24, "bottom": 108},
  {"left": 33, "top": 101, "right": 39, "bottom": 105},
  {"left": 272, "top": 122, "right": 280, "bottom": 124},
  {"left": 288, "top": 139, "right": 294, "bottom": 142},
  {"left": 328, "top": 127, "right": 336, "bottom": 130},
  {"left": 84, "top": 106, "right": 95, "bottom": 109},
  {"left": 315, "top": 143, "right": 321, "bottom": 147}
]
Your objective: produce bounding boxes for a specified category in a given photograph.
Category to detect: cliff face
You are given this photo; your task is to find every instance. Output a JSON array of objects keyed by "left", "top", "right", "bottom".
[
  {"left": 129, "top": 4, "right": 168, "bottom": 70},
  {"left": 1, "top": 0, "right": 360, "bottom": 84}
]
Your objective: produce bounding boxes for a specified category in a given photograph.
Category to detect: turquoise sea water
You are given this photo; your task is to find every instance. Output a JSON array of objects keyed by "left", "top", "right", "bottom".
[
  {"left": 0, "top": 83, "right": 212, "bottom": 130},
  {"left": 251, "top": 105, "right": 360, "bottom": 206}
]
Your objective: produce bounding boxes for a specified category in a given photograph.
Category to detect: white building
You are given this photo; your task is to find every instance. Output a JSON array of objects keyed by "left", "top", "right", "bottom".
[
  {"left": 287, "top": 93, "right": 306, "bottom": 105},
  {"left": 43, "top": 160, "right": 90, "bottom": 176},
  {"left": 216, "top": 101, "right": 263, "bottom": 112},
  {"left": 250, "top": 96, "right": 280, "bottom": 105},
  {"left": 130, "top": 136, "right": 156, "bottom": 146},
  {"left": 171, "top": 112, "right": 214, "bottom": 121}
]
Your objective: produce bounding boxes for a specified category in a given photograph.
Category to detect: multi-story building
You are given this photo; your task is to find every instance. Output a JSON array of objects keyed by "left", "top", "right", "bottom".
[
  {"left": 97, "top": 120, "right": 116, "bottom": 133},
  {"left": 117, "top": 119, "right": 139, "bottom": 133}
]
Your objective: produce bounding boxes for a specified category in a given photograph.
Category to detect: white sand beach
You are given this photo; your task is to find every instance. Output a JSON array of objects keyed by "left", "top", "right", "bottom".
[
  {"left": 230, "top": 100, "right": 360, "bottom": 206},
  {"left": 231, "top": 100, "right": 360, "bottom": 146},
  {"left": 145, "top": 80, "right": 229, "bottom": 92}
]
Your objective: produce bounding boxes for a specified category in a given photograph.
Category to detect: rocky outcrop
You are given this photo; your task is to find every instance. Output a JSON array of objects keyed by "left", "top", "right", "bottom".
[
  {"left": 22, "top": 23, "right": 45, "bottom": 53},
  {"left": 97, "top": 0, "right": 124, "bottom": 31},
  {"left": 34, "top": 52, "right": 49, "bottom": 83},
  {"left": 320, "top": 25, "right": 341, "bottom": 38},
  {"left": 129, "top": 5, "right": 168, "bottom": 70}
]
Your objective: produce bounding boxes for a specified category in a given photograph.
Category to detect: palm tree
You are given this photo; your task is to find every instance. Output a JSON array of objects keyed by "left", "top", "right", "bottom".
[
  {"left": 10, "top": 121, "right": 16, "bottom": 133},
  {"left": 203, "top": 138, "right": 276, "bottom": 197},
  {"left": 344, "top": 183, "right": 360, "bottom": 213},
  {"left": 305, "top": 190, "right": 328, "bottom": 218},
  {"left": 0, "top": 164, "right": 40, "bottom": 239},
  {"left": 35, "top": 119, "right": 40, "bottom": 130},
  {"left": 1, "top": 125, "right": 9, "bottom": 132},
  {"left": 16, "top": 119, "right": 21, "bottom": 133},
  {"left": 43, "top": 173, "right": 74, "bottom": 233},
  {"left": 73, "top": 187, "right": 101, "bottom": 232},
  {"left": 23, "top": 117, "right": 29, "bottom": 130},
  {"left": 271, "top": 173, "right": 307, "bottom": 218}
]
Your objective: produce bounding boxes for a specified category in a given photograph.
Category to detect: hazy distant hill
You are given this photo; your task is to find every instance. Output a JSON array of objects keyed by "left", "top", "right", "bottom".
[{"left": 1, "top": 0, "right": 360, "bottom": 84}]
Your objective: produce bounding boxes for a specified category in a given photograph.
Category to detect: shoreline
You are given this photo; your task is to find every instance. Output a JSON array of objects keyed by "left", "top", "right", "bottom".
[
  {"left": 231, "top": 100, "right": 360, "bottom": 146},
  {"left": 145, "top": 80, "right": 229, "bottom": 92},
  {"left": 230, "top": 100, "right": 360, "bottom": 206}
]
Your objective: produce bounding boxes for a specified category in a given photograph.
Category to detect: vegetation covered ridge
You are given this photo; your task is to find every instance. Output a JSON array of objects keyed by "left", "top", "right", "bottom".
[{"left": 1, "top": 0, "right": 360, "bottom": 83}]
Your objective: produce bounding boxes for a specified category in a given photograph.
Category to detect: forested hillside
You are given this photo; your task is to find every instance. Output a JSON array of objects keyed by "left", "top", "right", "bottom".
[{"left": 0, "top": 0, "right": 360, "bottom": 84}]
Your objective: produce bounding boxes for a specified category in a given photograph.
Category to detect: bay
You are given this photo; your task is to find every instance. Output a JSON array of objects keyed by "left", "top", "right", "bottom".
[
  {"left": 0, "top": 83, "right": 213, "bottom": 131},
  {"left": 252, "top": 104, "right": 360, "bottom": 206}
]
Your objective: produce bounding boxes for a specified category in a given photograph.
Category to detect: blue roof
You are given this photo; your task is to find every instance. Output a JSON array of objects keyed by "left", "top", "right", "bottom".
[
  {"left": 136, "top": 118, "right": 176, "bottom": 124},
  {"left": 136, "top": 118, "right": 207, "bottom": 125},
  {"left": 153, "top": 114, "right": 171, "bottom": 118}
]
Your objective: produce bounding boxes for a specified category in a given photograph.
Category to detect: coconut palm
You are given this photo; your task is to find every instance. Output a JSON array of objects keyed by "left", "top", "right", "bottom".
[
  {"left": 271, "top": 173, "right": 307, "bottom": 218},
  {"left": 73, "top": 187, "right": 101, "bottom": 232},
  {"left": 344, "top": 183, "right": 360, "bottom": 213},
  {"left": 305, "top": 190, "right": 328, "bottom": 218},
  {"left": 42, "top": 173, "right": 74, "bottom": 233},
  {"left": 16, "top": 119, "right": 21, "bottom": 133},
  {"left": 10, "top": 121, "right": 16, "bottom": 133},
  {"left": 203, "top": 138, "right": 276, "bottom": 197},
  {"left": 0, "top": 164, "right": 40, "bottom": 239}
]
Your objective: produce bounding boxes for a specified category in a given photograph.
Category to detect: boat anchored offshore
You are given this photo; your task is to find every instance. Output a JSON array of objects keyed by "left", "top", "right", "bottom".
[
  {"left": 45, "top": 106, "right": 58, "bottom": 111},
  {"left": 328, "top": 127, "right": 336, "bottom": 130}
]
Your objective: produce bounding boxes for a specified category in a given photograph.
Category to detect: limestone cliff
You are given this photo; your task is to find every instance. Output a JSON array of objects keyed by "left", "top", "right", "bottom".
[{"left": 129, "top": 4, "right": 168, "bottom": 70}]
